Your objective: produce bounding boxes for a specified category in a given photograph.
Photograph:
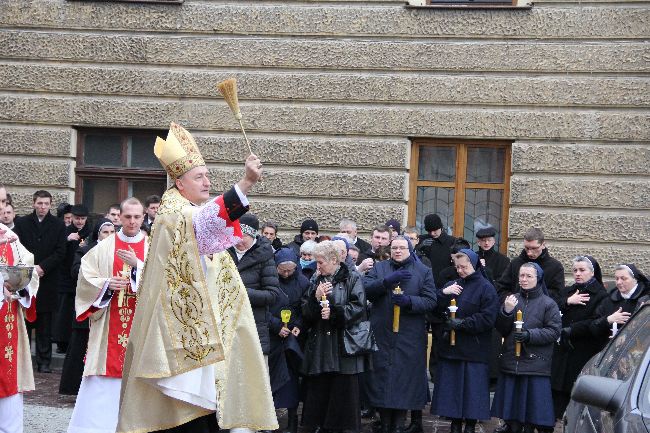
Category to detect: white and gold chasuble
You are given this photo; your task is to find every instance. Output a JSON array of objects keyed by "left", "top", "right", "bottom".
[{"left": 117, "top": 188, "right": 277, "bottom": 433}]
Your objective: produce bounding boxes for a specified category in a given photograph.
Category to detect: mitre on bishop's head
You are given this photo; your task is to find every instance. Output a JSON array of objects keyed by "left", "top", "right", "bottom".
[{"left": 154, "top": 122, "right": 206, "bottom": 180}]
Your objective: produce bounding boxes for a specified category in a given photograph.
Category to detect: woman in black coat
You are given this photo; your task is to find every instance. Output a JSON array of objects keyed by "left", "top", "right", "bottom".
[
  {"left": 268, "top": 248, "right": 309, "bottom": 433},
  {"left": 227, "top": 214, "right": 280, "bottom": 356},
  {"left": 301, "top": 241, "right": 369, "bottom": 433},
  {"left": 491, "top": 263, "right": 561, "bottom": 433},
  {"left": 362, "top": 236, "right": 437, "bottom": 433},
  {"left": 550, "top": 255, "right": 608, "bottom": 419},
  {"left": 590, "top": 264, "right": 649, "bottom": 346},
  {"left": 430, "top": 249, "right": 499, "bottom": 433},
  {"left": 59, "top": 218, "right": 114, "bottom": 395}
]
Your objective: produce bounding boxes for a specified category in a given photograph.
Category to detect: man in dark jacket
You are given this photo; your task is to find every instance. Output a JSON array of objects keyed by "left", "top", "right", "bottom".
[
  {"left": 495, "top": 227, "right": 565, "bottom": 306},
  {"left": 54, "top": 204, "right": 92, "bottom": 354},
  {"left": 340, "top": 218, "right": 371, "bottom": 264},
  {"left": 228, "top": 213, "right": 280, "bottom": 357},
  {"left": 475, "top": 226, "right": 510, "bottom": 287},
  {"left": 416, "top": 213, "right": 456, "bottom": 285},
  {"left": 287, "top": 218, "right": 319, "bottom": 256},
  {"left": 13, "top": 190, "right": 67, "bottom": 372}
]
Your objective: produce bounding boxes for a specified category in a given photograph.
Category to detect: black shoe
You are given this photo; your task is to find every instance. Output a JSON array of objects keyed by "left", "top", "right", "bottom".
[
  {"left": 494, "top": 423, "right": 513, "bottom": 433},
  {"left": 37, "top": 364, "right": 52, "bottom": 373},
  {"left": 284, "top": 408, "right": 298, "bottom": 433},
  {"left": 464, "top": 421, "right": 477, "bottom": 433},
  {"left": 402, "top": 412, "right": 423, "bottom": 433},
  {"left": 522, "top": 425, "right": 535, "bottom": 433},
  {"left": 450, "top": 420, "right": 463, "bottom": 433}
]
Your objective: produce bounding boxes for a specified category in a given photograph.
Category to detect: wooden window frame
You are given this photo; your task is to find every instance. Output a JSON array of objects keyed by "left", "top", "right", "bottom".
[
  {"left": 408, "top": 139, "right": 512, "bottom": 254},
  {"left": 75, "top": 128, "right": 167, "bottom": 208}
]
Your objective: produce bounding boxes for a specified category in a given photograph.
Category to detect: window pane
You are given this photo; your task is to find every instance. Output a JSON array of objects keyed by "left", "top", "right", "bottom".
[
  {"left": 83, "top": 135, "right": 123, "bottom": 167},
  {"left": 128, "top": 180, "right": 167, "bottom": 203},
  {"left": 82, "top": 178, "right": 119, "bottom": 216},
  {"left": 415, "top": 186, "right": 455, "bottom": 235},
  {"left": 129, "top": 135, "right": 160, "bottom": 169},
  {"left": 464, "top": 188, "right": 503, "bottom": 250},
  {"left": 418, "top": 146, "right": 456, "bottom": 181},
  {"left": 466, "top": 147, "right": 505, "bottom": 183}
]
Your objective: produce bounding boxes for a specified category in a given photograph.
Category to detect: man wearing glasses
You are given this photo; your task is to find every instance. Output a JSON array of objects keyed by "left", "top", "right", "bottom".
[{"left": 495, "top": 227, "right": 565, "bottom": 305}]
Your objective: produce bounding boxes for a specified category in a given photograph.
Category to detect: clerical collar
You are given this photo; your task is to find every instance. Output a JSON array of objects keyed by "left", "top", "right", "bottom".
[
  {"left": 620, "top": 284, "right": 639, "bottom": 300},
  {"left": 117, "top": 229, "right": 144, "bottom": 243}
]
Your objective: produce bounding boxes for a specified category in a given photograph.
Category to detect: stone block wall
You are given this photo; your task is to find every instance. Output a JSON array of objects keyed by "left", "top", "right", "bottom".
[{"left": 0, "top": 0, "right": 648, "bottom": 274}]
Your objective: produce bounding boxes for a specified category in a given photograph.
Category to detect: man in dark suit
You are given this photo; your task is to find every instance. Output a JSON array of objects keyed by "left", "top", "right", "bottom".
[{"left": 13, "top": 190, "right": 67, "bottom": 372}]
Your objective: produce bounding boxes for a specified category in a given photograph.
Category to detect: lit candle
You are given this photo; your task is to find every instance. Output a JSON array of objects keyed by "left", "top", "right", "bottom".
[
  {"left": 281, "top": 309, "right": 292, "bottom": 329},
  {"left": 515, "top": 309, "right": 524, "bottom": 357},
  {"left": 320, "top": 294, "right": 329, "bottom": 309},
  {"left": 448, "top": 298, "right": 458, "bottom": 346},
  {"left": 393, "top": 286, "right": 403, "bottom": 333}
]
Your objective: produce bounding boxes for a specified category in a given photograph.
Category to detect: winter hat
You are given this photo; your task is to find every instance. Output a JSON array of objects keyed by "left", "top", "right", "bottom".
[
  {"left": 300, "top": 219, "right": 319, "bottom": 234},
  {"left": 476, "top": 226, "right": 496, "bottom": 239},
  {"left": 331, "top": 235, "right": 350, "bottom": 250},
  {"left": 424, "top": 214, "right": 443, "bottom": 232},
  {"left": 385, "top": 219, "right": 401, "bottom": 235},
  {"left": 239, "top": 213, "right": 259, "bottom": 238},
  {"left": 71, "top": 204, "right": 89, "bottom": 217},
  {"left": 275, "top": 247, "right": 299, "bottom": 266}
]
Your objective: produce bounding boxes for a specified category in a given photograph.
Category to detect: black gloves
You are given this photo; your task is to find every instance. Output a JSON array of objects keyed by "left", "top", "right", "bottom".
[
  {"left": 383, "top": 269, "right": 412, "bottom": 288},
  {"left": 445, "top": 317, "right": 466, "bottom": 331},
  {"left": 514, "top": 329, "right": 530, "bottom": 343}
]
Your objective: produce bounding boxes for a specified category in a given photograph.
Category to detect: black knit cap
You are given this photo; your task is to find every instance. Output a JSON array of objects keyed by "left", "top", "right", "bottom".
[
  {"left": 70, "top": 204, "right": 89, "bottom": 217},
  {"left": 424, "top": 214, "right": 443, "bottom": 232},
  {"left": 476, "top": 227, "right": 497, "bottom": 239},
  {"left": 239, "top": 213, "right": 260, "bottom": 231},
  {"left": 300, "top": 219, "right": 319, "bottom": 234}
]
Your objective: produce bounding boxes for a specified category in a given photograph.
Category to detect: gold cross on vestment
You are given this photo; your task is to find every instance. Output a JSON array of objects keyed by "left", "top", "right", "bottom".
[{"left": 4, "top": 345, "right": 13, "bottom": 362}]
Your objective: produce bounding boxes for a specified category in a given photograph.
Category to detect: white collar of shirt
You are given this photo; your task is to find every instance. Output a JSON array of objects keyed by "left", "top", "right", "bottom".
[
  {"left": 117, "top": 229, "right": 144, "bottom": 243},
  {"left": 235, "top": 238, "right": 256, "bottom": 261},
  {"left": 620, "top": 284, "right": 639, "bottom": 300}
]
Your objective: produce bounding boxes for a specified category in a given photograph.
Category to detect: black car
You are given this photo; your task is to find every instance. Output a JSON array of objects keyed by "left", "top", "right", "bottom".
[{"left": 565, "top": 302, "right": 650, "bottom": 433}]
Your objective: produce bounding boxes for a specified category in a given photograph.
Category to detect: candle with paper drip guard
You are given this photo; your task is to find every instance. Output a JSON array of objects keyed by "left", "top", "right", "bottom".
[
  {"left": 514, "top": 310, "right": 524, "bottom": 357},
  {"left": 320, "top": 294, "right": 329, "bottom": 309},
  {"left": 118, "top": 263, "right": 131, "bottom": 308},
  {"left": 448, "top": 299, "right": 458, "bottom": 345},
  {"left": 281, "top": 309, "right": 292, "bottom": 329},
  {"left": 393, "top": 286, "right": 403, "bottom": 333},
  {"left": 611, "top": 322, "right": 618, "bottom": 338}
]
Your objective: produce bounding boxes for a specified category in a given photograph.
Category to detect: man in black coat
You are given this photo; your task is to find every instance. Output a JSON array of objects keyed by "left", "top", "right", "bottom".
[
  {"left": 286, "top": 218, "right": 319, "bottom": 256},
  {"left": 339, "top": 218, "right": 371, "bottom": 264},
  {"left": 475, "top": 226, "right": 510, "bottom": 287},
  {"left": 416, "top": 213, "right": 456, "bottom": 285},
  {"left": 227, "top": 213, "right": 280, "bottom": 357},
  {"left": 495, "top": 227, "right": 565, "bottom": 305},
  {"left": 54, "top": 204, "right": 92, "bottom": 354},
  {"left": 13, "top": 190, "right": 67, "bottom": 372}
]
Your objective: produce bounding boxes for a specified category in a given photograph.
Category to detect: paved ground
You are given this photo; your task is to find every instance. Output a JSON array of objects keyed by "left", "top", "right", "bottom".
[
  {"left": 23, "top": 350, "right": 561, "bottom": 433},
  {"left": 23, "top": 362, "right": 501, "bottom": 433}
]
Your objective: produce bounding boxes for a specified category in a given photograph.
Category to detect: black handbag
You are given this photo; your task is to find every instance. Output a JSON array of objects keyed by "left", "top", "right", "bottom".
[{"left": 343, "top": 319, "right": 378, "bottom": 356}]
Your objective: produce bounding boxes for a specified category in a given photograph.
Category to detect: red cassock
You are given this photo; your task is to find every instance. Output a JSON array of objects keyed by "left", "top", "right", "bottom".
[{"left": 0, "top": 244, "right": 36, "bottom": 398}]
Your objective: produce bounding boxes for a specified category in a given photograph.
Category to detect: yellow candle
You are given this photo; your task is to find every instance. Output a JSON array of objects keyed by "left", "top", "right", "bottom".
[
  {"left": 450, "top": 298, "right": 457, "bottom": 346},
  {"left": 515, "top": 309, "right": 523, "bottom": 357},
  {"left": 118, "top": 263, "right": 129, "bottom": 308},
  {"left": 393, "top": 286, "right": 402, "bottom": 333},
  {"left": 280, "top": 309, "right": 291, "bottom": 328}
]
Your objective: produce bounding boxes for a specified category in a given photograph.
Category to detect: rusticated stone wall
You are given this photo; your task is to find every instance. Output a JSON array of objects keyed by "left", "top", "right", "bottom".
[{"left": 0, "top": 0, "right": 648, "bottom": 275}]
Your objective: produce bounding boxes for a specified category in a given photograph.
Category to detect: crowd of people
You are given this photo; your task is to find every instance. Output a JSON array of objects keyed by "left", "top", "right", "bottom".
[{"left": 0, "top": 149, "right": 648, "bottom": 433}]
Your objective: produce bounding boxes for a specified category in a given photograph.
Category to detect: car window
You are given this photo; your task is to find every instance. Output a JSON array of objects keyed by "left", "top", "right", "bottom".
[
  {"left": 639, "top": 358, "right": 650, "bottom": 414},
  {"left": 595, "top": 306, "right": 650, "bottom": 381}
]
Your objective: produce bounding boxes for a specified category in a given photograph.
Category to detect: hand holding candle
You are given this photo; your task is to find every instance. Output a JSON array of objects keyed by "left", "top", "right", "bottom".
[
  {"left": 448, "top": 298, "right": 458, "bottom": 345},
  {"left": 392, "top": 286, "right": 403, "bottom": 333},
  {"left": 514, "top": 309, "right": 524, "bottom": 357}
]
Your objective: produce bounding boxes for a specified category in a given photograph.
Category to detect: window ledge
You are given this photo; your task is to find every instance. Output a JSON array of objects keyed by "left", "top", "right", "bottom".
[{"left": 405, "top": 1, "right": 533, "bottom": 9}]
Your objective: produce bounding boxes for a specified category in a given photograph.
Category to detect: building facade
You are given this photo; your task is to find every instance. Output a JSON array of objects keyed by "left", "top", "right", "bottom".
[{"left": 0, "top": 0, "right": 648, "bottom": 275}]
